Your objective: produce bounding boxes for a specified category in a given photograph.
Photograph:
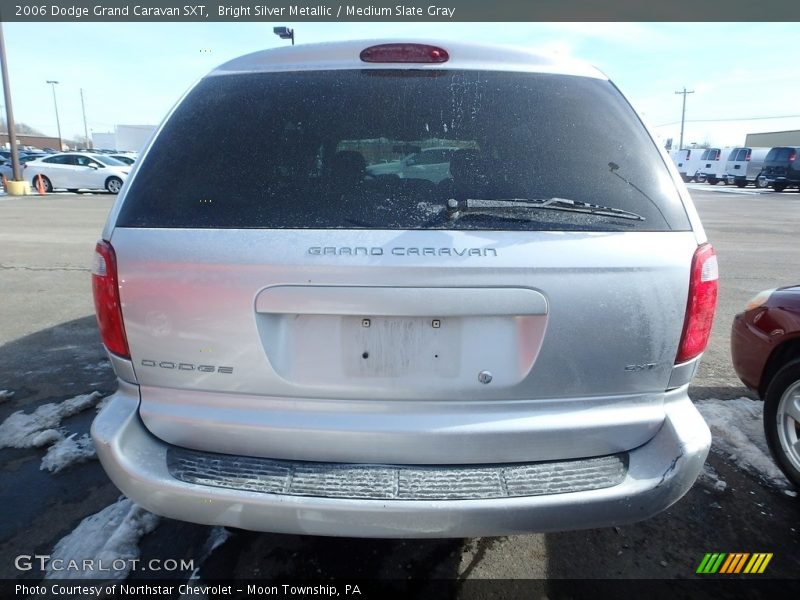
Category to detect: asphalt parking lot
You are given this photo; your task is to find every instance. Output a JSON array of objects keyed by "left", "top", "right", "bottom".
[{"left": 0, "top": 186, "right": 798, "bottom": 595}]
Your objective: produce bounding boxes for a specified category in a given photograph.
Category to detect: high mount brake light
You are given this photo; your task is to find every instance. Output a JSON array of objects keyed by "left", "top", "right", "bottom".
[
  {"left": 360, "top": 44, "right": 449, "bottom": 63},
  {"left": 92, "top": 240, "right": 130, "bottom": 358},
  {"left": 676, "top": 243, "right": 718, "bottom": 364}
]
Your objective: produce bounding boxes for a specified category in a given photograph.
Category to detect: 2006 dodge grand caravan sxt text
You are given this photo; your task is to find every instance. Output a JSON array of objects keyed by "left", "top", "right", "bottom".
[{"left": 91, "top": 40, "right": 717, "bottom": 538}]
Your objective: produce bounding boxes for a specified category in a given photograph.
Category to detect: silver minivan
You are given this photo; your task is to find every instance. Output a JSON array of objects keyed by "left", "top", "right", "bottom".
[{"left": 91, "top": 40, "right": 716, "bottom": 538}]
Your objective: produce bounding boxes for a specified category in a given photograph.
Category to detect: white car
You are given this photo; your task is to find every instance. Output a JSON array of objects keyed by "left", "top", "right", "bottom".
[
  {"left": 26, "top": 152, "right": 130, "bottom": 193},
  {"left": 365, "top": 146, "right": 460, "bottom": 183}
]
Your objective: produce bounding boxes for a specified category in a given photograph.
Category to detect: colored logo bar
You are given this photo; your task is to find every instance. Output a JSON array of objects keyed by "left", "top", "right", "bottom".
[{"left": 696, "top": 553, "right": 773, "bottom": 574}]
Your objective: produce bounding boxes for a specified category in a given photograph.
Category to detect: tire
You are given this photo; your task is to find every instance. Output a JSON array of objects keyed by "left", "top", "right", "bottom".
[
  {"left": 755, "top": 177, "right": 768, "bottom": 189},
  {"left": 773, "top": 184, "right": 786, "bottom": 192},
  {"left": 735, "top": 181, "right": 746, "bottom": 188},
  {"left": 707, "top": 177, "right": 718, "bottom": 185},
  {"left": 32, "top": 174, "right": 53, "bottom": 193},
  {"left": 763, "top": 360, "right": 800, "bottom": 489},
  {"left": 105, "top": 176, "right": 123, "bottom": 194}
]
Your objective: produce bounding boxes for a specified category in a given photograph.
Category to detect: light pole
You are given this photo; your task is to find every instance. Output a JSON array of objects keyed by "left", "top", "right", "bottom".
[
  {"left": 273, "top": 26, "right": 294, "bottom": 45},
  {"left": 46, "top": 80, "right": 62, "bottom": 150},
  {"left": 674, "top": 87, "right": 694, "bottom": 150},
  {"left": 80, "top": 88, "right": 90, "bottom": 149}
]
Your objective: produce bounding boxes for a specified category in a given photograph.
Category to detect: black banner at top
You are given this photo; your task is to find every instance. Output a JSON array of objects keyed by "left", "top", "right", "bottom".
[{"left": 3, "top": 0, "right": 800, "bottom": 22}]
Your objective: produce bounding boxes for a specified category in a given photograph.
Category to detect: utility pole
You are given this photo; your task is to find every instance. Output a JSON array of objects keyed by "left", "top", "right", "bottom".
[
  {"left": 46, "top": 80, "right": 62, "bottom": 150},
  {"left": 80, "top": 88, "right": 90, "bottom": 149},
  {"left": 675, "top": 87, "right": 694, "bottom": 150}
]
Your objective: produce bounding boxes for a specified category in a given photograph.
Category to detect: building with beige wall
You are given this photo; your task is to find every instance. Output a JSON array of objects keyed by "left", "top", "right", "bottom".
[{"left": 745, "top": 130, "right": 800, "bottom": 147}]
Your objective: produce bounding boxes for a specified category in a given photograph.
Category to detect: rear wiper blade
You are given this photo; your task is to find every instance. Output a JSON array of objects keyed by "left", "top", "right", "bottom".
[{"left": 446, "top": 197, "right": 645, "bottom": 222}]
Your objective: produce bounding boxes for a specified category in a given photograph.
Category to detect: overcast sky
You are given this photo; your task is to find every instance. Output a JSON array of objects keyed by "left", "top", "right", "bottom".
[{"left": 4, "top": 22, "right": 799, "bottom": 148}]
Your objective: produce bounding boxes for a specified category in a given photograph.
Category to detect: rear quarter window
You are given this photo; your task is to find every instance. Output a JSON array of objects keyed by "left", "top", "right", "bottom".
[{"left": 117, "top": 70, "right": 690, "bottom": 232}]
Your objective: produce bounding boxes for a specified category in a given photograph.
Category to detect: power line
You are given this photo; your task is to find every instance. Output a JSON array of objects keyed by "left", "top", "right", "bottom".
[{"left": 655, "top": 114, "right": 800, "bottom": 127}]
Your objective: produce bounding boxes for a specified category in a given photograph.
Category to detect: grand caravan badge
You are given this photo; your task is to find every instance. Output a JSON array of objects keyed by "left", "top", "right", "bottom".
[{"left": 307, "top": 246, "right": 498, "bottom": 257}]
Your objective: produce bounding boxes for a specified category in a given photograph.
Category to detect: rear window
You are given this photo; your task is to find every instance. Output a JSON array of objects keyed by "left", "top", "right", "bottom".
[
  {"left": 766, "top": 147, "right": 796, "bottom": 162},
  {"left": 117, "top": 70, "right": 690, "bottom": 232},
  {"left": 729, "top": 148, "right": 747, "bottom": 161}
]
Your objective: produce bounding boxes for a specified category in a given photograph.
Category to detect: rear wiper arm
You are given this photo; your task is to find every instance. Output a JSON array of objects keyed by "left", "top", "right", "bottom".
[{"left": 446, "top": 197, "right": 645, "bottom": 222}]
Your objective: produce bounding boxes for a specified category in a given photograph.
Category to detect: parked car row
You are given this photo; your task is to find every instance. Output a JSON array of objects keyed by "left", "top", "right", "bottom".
[
  {"left": 0, "top": 150, "right": 50, "bottom": 181},
  {"left": 670, "top": 145, "right": 800, "bottom": 191},
  {"left": 1, "top": 151, "right": 137, "bottom": 193}
]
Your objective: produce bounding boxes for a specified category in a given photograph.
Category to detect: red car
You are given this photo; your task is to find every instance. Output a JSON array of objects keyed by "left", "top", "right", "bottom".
[{"left": 731, "top": 286, "right": 800, "bottom": 488}]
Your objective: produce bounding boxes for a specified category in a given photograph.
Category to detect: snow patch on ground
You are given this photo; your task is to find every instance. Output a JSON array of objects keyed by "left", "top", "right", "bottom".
[
  {"left": 699, "top": 463, "right": 728, "bottom": 491},
  {"left": 0, "top": 389, "right": 14, "bottom": 403},
  {"left": 45, "top": 497, "right": 160, "bottom": 580},
  {"left": 0, "top": 391, "right": 102, "bottom": 449},
  {"left": 179, "top": 527, "right": 232, "bottom": 600},
  {"left": 696, "top": 397, "right": 790, "bottom": 489},
  {"left": 200, "top": 526, "right": 231, "bottom": 559},
  {"left": 40, "top": 433, "right": 97, "bottom": 473},
  {"left": 31, "top": 429, "right": 64, "bottom": 447}
]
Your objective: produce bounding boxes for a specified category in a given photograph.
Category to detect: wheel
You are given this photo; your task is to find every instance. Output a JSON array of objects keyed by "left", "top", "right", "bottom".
[
  {"left": 105, "top": 177, "right": 123, "bottom": 194},
  {"left": 764, "top": 360, "right": 800, "bottom": 489},
  {"left": 681, "top": 175, "right": 691, "bottom": 183},
  {"left": 735, "top": 181, "right": 746, "bottom": 188},
  {"left": 755, "top": 175, "right": 768, "bottom": 189},
  {"left": 32, "top": 174, "right": 53, "bottom": 193},
  {"left": 707, "top": 177, "right": 718, "bottom": 185},
  {"left": 772, "top": 184, "right": 786, "bottom": 192}
]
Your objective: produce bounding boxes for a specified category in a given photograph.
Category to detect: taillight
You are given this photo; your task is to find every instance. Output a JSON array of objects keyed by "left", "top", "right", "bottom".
[
  {"left": 91, "top": 240, "right": 130, "bottom": 358},
  {"left": 360, "top": 44, "right": 449, "bottom": 63},
  {"left": 789, "top": 151, "right": 797, "bottom": 163},
  {"left": 676, "top": 243, "right": 718, "bottom": 364},
  {"left": 745, "top": 150, "right": 751, "bottom": 161}
]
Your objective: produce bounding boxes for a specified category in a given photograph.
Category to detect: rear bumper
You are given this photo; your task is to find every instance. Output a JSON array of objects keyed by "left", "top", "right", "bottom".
[
  {"left": 92, "top": 383, "right": 710, "bottom": 538},
  {"left": 759, "top": 174, "right": 799, "bottom": 187}
]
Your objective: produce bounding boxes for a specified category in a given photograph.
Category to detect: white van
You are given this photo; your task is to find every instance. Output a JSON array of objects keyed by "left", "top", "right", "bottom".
[
  {"left": 681, "top": 148, "right": 706, "bottom": 182},
  {"left": 670, "top": 149, "right": 691, "bottom": 181},
  {"left": 724, "top": 147, "right": 770, "bottom": 188},
  {"left": 696, "top": 147, "right": 736, "bottom": 185}
]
